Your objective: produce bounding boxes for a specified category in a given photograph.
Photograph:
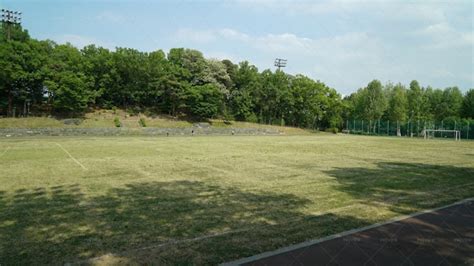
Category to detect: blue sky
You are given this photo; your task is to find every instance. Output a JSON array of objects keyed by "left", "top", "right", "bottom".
[{"left": 1, "top": 0, "right": 473, "bottom": 94}]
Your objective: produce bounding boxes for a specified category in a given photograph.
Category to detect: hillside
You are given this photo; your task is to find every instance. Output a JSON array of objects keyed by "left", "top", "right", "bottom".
[{"left": 0, "top": 109, "right": 313, "bottom": 135}]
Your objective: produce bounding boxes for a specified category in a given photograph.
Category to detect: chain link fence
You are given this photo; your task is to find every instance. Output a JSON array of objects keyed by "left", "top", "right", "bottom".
[{"left": 344, "top": 119, "right": 473, "bottom": 140}]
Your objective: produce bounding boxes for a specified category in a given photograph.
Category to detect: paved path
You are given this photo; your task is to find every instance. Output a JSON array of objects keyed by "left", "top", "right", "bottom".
[{"left": 225, "top": 199, "right": 474, "bottom": 265}]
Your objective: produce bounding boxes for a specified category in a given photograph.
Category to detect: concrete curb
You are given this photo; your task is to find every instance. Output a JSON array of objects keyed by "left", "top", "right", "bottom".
[
  {"left": 221, "top": 198, "right": 474, "bottom": 265},
  {"left": 0, "top": 127, "right": 281, "bottom": 137}
]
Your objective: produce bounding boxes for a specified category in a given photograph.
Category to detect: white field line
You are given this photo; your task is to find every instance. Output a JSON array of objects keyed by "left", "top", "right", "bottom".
[
  {"left": 0, "top": 146, "right": 11, "bottom": 157},
  {"left": 55, "top": 143, "right": 87, "bottom": 170}
]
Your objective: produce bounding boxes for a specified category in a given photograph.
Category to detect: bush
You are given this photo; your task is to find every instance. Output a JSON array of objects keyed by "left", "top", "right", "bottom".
[
  {"left": 139, "top": 117, "right": 147, "bottom": 127},
  {"left": 114, "top": 117, "right": 121, "bottom": 127},
  {"left": 246, "top": 113, "right": 258, "bottom": 123}
]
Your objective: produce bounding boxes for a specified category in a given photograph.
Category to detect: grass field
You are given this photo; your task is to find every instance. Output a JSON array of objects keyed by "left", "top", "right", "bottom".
[{"left": 1, "top": 134, "right": 473, "bottom": 265}]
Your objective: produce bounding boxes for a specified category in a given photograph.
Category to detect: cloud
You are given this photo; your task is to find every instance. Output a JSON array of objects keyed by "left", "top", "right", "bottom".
[
  {"left": 170, "top": 25, "right": 473, "bottom": 92},
  {"left": 232, "top": 0, "right": 470, "bottom": 25},
  {"left": 172, "top": 27, "right": 387, "bottom": 89},
  {"left": 218, "top": 28, "right": 250, "bottom": 42},
  {"left": 414, "top": 22, "right": 474, "bottom": 49},
  {"left": 174, "top": 28, "right": 381, "bottom": 59}
]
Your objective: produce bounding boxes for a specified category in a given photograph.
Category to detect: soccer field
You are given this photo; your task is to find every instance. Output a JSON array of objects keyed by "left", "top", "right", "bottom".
[{"left": 1, "top": 135, "right": 473, "bottom": 264}]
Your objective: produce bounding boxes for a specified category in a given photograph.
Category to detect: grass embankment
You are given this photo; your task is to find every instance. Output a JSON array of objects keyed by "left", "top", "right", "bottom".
[
  {"left": 0, "top": 109, "right": 311, "bottom": 135},
  {"left": 0, "top": 135, "right": 473, "bottom": 264}
]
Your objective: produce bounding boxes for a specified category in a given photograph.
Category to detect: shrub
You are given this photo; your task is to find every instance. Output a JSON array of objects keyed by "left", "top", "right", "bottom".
[
  {"left": 246, "top": 113, "right": 258, "bottom": 123},
  {"left": 114, "top": 117, "right": 121, "bottom": 127},
  {"left": 139, "top": 117, "right": 147, "bottom": 127}
]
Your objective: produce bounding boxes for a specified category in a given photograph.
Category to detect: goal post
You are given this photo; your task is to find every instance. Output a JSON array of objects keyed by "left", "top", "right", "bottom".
[{"left": 423, "top": 129, "right": 461, "bottom": 141}]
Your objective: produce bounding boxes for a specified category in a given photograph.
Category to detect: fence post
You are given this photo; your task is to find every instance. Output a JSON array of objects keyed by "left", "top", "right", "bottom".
[
  {"left": 467, "top": 121, "right": 470, "bottom": 140},
  {"left": 406, "top": 121, "right": 409, "bottom": 136},
  {"left": 387, "top": 120, "right": 389, "bottom": 136},
  {"left": 441, "top": 120, "right": 444, "bottom": 138},
  {"left": 417, "top": 120, "right": 420, "bottom": 136}
]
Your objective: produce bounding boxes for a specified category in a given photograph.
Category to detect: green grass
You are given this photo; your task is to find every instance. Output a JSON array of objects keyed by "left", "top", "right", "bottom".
[{"left": 0, "top": 135, "right": 473, "bottom": 265}]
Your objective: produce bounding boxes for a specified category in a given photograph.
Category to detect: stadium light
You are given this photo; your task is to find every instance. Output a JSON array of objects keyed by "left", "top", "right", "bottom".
[
  {"left": 1, "top": 8, "right": 22, "bottom": 24},
  {"left": 1, "top": 8, "right": 22, "bottom": 41},
  {"left": 274, "top": 58, "right": 287, "bottom": 71}
]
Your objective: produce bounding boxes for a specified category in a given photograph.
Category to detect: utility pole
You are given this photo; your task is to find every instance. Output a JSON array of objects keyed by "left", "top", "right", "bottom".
[
  {"left": 1, "top": 8, "right": 22, "bottom": 117},
  {"left": 274, "top": 58, "right": 287, "bottom": 71}
]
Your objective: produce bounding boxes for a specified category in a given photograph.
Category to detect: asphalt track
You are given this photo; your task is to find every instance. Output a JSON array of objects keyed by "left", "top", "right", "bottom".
[{"left": 224, "top": 198, "right": 474, "bottom": 266}]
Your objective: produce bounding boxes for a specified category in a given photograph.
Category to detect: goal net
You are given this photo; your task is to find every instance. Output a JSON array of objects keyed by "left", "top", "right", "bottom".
[{"left": 423, "top": 129, "right": 461, "bottom": 141}]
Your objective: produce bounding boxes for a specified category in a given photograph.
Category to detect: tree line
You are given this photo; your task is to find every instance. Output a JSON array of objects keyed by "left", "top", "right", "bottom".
[
  {"left": 342, "top": 80, "right": 474, "bottom": 134},
  {"left": 1, "top": 24, "right": 473, "bottom": 130}
]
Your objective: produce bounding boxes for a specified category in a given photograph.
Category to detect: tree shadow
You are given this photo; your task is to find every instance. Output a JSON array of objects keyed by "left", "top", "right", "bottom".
[
  {"left": 2, "top": 169, "right": 472, "bottom": 264},
  {"left": 1, "top": 180, "right": 371, "bottom": 265},
  {"left": 324, "top": 162, "right": 474, "bottom": 213}
]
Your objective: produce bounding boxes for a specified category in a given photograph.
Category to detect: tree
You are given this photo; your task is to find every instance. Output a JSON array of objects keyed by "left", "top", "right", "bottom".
[
  {"left": 158, "top": 63, "right": 189, "bottom": 116},
  {"left": 81, "top": 45, "right": 114, "bottom": 107},
  {"left": 461, "top": 89, "right": 474, "bottom": 118},
  {"left": 168, "top": 48, "right": 206, "bottom": 85},
  {"left": 145, "top": 50, "right": 167, "bottom": 108},
  {"left": 0, "top": 37, "right": 32, "bottom": 116},
  {"left": 359, "top": 80, "right": 387, "bottom": 132},
  {"left": 425, "top": 87, "right": 443, "bottom": 120},
  {"left": 441, "top": 87, "right": 463, "bottom": 119},
  {"left": 44, "top": 72, "right": 93, "bottom": 114},
  {"left": 229, "top": 61, "right": 260, "bottom": 121},
  {"left": 407, "top": 80, "right": 429, "bottom": 121},
  {"left": 185, "top": 84, "right": 223, "bottom": 119},
  {"left": 387, "top": 83, "right": 408, "bottom": 136},
  {"left": 110, "top": 47, "right": 149, "bottom": 108},
  {"left": 43, "top": 43, "right": 94, "bottom": 114}
]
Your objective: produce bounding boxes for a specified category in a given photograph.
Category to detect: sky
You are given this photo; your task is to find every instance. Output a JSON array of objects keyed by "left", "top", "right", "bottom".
[{"left": 1, "top": 0, "right": 473, "bottom": 95}]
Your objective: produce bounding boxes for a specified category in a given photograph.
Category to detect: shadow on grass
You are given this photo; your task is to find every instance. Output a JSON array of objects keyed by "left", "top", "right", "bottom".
[
  {"left": 325, "top": 162, "right": 474, "bottom": 213},
  {"left": 2, "top": 163, "right": 473, "bottom": 264},
  {"left": 0, "top": 180, "right": 371, "bottom": 265}
]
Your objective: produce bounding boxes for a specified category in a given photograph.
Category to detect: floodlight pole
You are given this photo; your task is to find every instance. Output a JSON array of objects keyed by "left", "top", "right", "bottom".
[
  {"left": 274, "top": 58, "right": 287, "bottom": 71},
  {"left": 1, "top": 8, "right": 22, "bottom": 42},
  {"left": 1, "top": 8, "right": 22, "bottom": 117}
]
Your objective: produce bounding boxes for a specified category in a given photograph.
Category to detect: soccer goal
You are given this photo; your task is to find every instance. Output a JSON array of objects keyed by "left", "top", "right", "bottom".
[{"left": 423, "top": 129, "right": 461, "bottom": 141}]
